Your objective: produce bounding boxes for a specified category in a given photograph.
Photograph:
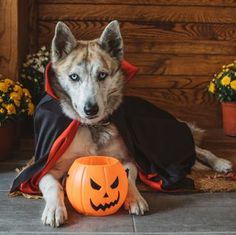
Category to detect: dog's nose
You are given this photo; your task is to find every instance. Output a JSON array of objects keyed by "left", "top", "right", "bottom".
[{"left": 84, "top": 102, "right": 99, "bottom": 116}]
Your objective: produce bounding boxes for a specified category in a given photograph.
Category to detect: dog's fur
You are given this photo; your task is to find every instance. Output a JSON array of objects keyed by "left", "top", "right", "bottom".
[{"left": 39, "top": 21, "right": 233, "bottom": 227}]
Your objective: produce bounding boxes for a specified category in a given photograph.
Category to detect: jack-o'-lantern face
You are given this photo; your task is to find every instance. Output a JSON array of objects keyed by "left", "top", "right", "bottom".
[
  {"left": 89, "top": 176, "right": 120, "bottom": 211},
  {"left": 66, "top": 156, "right": 128, "bottom": 216}
]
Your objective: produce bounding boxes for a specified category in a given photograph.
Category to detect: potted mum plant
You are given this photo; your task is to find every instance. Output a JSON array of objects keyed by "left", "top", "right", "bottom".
[
  {"left": 0, "top": 77, "right": 34, "bottom": 160},
  {"left": 208, "top": 62, "right": 236, "bottom": 136}
]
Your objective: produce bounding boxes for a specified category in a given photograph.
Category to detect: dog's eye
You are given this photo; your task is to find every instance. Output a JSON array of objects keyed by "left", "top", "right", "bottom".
[
  {"left": 97, "top": 72, "right": 108, "bottom": 81},
  {"left": 69, "top": 73, "right": 80, "bottom": 81}
]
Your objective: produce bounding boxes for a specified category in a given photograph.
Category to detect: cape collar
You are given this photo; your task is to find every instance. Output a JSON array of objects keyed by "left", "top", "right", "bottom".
[{"left": 45, "top": 60, "right": 138, "bottom": 99}]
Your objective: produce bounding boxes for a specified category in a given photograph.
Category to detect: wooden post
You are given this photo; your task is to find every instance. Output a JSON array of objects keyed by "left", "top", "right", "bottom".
[
  {"left": 0, "top": 0, "right": 37, "bottom": 80},
  {"left": 0, "top": 0, "right": 18, "bottom": 80}
]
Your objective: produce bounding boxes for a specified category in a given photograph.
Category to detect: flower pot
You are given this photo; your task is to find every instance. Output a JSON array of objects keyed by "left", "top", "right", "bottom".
[
  {"left": 222, "top": 102, "right": 236, "bottom": 137},
  {"left": 0, "top": 122, "right": 15, "bottom": 160}
]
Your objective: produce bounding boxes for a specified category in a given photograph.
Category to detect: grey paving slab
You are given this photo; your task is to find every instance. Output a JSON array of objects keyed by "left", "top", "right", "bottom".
[
  {"left": 1, "top": 232, "right": 236, "bottom": 235},
  {"left": 133, "top": 192, "right": 236, "bottom": 233},
  {"left": 0, "top": 233, "right": 133, "bottom": 235},
  {"left": 0, "top": 162, "right": 27, "bottom": 191},
  {"left": 0, "top": 191, "right": 134, "bottom": 233}
]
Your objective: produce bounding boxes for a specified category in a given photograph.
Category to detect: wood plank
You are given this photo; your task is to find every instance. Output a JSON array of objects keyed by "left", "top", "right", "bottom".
[
  {"left": 38, "top": 0, "right": 236, "bottom": 7},
  {"left": 125, "top": 87, "right": 214, "bottom": 106},
  {"left": 124, "top": 40, "right": 236, "bottom": 55},
  {"left": 125, "top": 88, "right": 221, "bottom": 128},
  {"left": 0, "top": 0, "right": 18, "bottom": 79},
  {"left": 38, "top": 4, "right": 236, "bottom": 23},
  {"left": 125, "top": 54, "right": 235, "bottom": 76},
  {"left": 38, "top": 21, "right": 236, "bottom": 55},
  {"left": 202, "top": 129, "right": 236, "bottom": 150},
  {"left": 123, "top": 21, "right": 236, "bottom": 42},
  {"left": 39, "top": 36, "right": 236, "bottom": 56},
  {"left": 131, "top": 75, "right": 210, "bottom": 89}
]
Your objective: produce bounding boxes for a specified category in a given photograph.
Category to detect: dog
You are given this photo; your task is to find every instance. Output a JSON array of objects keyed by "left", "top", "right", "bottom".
[{"left": 39, "top": 20, "right": 233, "bottom": 227}]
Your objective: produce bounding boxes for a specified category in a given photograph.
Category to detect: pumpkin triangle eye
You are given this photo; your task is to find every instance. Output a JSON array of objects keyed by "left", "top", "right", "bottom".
[
  {"left": 110, "top": 177, "right": 119, "bottom": 189},
  {"left": 90, "top": 178, "right": 101, "bottom": 190}
]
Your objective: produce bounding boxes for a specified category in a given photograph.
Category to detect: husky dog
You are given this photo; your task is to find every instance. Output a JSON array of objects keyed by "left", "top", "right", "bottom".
[{"left": 39, "top": 21, "right": 233, "bottom": 227}]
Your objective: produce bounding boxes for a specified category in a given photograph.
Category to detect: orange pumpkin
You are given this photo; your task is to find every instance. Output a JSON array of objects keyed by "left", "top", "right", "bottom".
[{"left": 66, "top": 156, "right": 128, "bottom": 216}]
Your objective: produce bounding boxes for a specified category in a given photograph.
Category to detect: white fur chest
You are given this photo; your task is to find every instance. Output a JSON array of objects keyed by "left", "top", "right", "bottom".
[{"left": 48, "top": 126, "right": 97, "bottom": 180}]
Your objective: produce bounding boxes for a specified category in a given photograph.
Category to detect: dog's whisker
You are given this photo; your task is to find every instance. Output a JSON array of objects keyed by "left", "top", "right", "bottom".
[{"left": 108, "top": 89, "right": 119, "bottom": 95}]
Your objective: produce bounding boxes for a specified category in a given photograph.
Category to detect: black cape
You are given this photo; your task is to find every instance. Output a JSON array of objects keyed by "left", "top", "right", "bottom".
[{"left": 10, "top": 61, "right": 196, "bottom": 195}]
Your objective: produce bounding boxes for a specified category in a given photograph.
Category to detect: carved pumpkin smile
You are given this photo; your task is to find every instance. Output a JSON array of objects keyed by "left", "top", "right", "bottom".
[{"left": 90, "top": 191, "right": 120, "bottom": 211}]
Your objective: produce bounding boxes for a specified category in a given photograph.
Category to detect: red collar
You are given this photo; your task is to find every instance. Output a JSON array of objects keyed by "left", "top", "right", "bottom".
[{"left": 45, "top": 60, "right": 138, "bottom": 99}]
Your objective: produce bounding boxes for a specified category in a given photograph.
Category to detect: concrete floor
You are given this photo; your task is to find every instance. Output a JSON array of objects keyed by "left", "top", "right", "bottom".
[{"left": 0, "top": 158, "right": 236, "bottom": 235}]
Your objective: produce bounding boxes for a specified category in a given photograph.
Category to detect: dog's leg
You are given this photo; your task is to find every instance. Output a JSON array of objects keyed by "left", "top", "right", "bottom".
[
  {"left": 39, "top": 174, "right": 68, "bottom": 227},
  {"left": 192, "top": 160, "right": 211, "bottom": 171},
  {"left": 123, "top": 162, "right": 149, "bottom": 215},
  {"left": 195, "top": 146, "right": 232, "bottom": 173}
]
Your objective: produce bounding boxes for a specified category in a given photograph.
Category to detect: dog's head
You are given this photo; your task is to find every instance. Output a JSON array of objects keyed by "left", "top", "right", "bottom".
[{"left": 50, "top": 21, "right": 124, "bottom": 124}]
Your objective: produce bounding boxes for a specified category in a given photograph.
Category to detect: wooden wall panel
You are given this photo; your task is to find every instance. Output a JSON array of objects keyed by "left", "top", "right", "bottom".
[{"left": 32, "top": 0, "right": 236, "bottom": 128}]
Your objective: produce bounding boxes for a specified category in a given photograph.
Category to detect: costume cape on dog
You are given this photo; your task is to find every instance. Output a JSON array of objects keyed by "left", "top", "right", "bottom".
[{"left": 10, "top": 60, "right": 196, "bottom": 196}]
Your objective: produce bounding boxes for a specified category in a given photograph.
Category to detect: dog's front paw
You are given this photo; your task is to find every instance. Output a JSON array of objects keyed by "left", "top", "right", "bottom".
[
  {"left": 41, "top": 203, "right": 68, "bottom": 227},
  {"left": 124, "top": 193, "right": 149, "bottom": 215},
  {"left": 213, "top": 158, "right": 233, "bottom": 173}
]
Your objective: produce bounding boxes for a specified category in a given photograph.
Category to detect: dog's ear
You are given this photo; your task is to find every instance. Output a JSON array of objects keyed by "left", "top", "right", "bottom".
[
  {"left": 99, "top": 20, "right": 123, "bottom": 60},
  {"left": 51, "top": 21, "right": 77, "bottom": 63}
]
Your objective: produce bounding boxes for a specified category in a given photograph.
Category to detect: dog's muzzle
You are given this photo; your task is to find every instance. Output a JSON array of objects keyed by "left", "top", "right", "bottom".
[{"left": 84, "top": 102, "right": 99, "bottom": 117}]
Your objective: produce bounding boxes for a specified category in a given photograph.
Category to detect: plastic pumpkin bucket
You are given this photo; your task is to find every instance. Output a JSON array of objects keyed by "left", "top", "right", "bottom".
[{"left": 66, "top": 156, "right": 128, "bottom": 216}]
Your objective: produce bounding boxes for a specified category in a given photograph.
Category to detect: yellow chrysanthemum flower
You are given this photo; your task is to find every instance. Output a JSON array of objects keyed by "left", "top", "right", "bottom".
[
  {"left": 230, "top": 80, "right": 236, "bottom": 90},
  {"left": 10, "top": 91, "right": 21, "bottom": 100},
  {"left": 216, "top": 72, "right": 223, "bottom": 79},
  {"left": 0, "top": 82, "right": 9, "bottom": 92},
  {"left": 0, "top": 108, "right": 5, "bottom": 114},
  {"left": 3, "top": 104, "right": 16, "bottom": 115},
  {"left": 0, "top": 97, "right": 3, "bottom": 103},
  {"left": 221, "top": 76, "right": 231, "bottom": 86},
  {"left": 10, "top": 92, "right": 21, "bottom": 107},
  {"left": 4, "top": 78, "right": 14, "bottom": 85},
  {"left": 208, "top": 81, "right": 216, "bottom": 94},
  {"left": 14, "top": 99, "right": 20, "bottom": 107},
  {"left": 14, "top": 85, "right": 23, "bottom": 96},
  {"left": 23, "top": 88, "right": 32, "bottom": 98},
  {"left": 27, "top": 102, "right": 34, "bottom": 115},
  {"left": 226, "top": 63, "right": 234, "bottom": 69}
]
